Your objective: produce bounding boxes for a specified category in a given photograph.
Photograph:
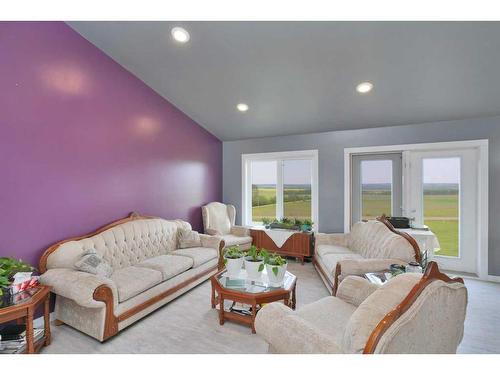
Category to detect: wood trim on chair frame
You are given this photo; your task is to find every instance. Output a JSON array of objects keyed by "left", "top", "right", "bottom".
[
  {"left": 363, "top": 261, "right": 464, "bottom": 354},
  {"left": 39, "top": 212, "right": 225, "bottom": 341}
]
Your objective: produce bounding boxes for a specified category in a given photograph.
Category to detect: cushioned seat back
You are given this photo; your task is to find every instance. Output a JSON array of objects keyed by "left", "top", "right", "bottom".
[
  {"left": 202, "top": 202, "right": 235, "bottom": 235},
  {"left": 47, "top": 218, "right": 188, "bottom": 271},
  {"left": 374, "top": 279, "right": 467, "bottom": 354},
  {"left": 342, "top": 273, "right": 420, "bottom": 353},
  {"left": 348, "top": 221, "right": 415, "bottom": 262}
]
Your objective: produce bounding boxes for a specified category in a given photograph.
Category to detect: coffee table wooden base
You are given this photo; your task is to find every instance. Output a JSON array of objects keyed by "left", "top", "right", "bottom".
[{"left": 210, "top": 276, "right": 296, "bottom": 334}]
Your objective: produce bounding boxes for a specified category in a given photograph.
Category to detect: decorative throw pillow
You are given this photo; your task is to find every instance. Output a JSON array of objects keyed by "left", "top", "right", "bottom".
[
  {"left": 178, "top": 229, "right": 202, "bottom": 249},
  {"left": 74, "top": 248, "right": 113, "bottom": 278}
]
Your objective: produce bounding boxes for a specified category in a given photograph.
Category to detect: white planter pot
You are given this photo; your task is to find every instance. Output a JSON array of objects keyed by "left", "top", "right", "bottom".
[
  {"left": 266, "top": 263, "right": 287, "bottom": 285},
  {"left": 225, "top": 257, "right": 243, "bottom": 277},
  {"left": 244, "top": 258, "right": 264, "bottom": 280}
]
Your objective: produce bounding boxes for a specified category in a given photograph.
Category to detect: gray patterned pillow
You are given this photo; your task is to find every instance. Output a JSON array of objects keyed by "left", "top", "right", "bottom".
[
  {"left": 74, "top": 248, "right": 113, "bottom": 277},
  {"left": 178, "top": 229, "right": 202, "bottom": 249}
]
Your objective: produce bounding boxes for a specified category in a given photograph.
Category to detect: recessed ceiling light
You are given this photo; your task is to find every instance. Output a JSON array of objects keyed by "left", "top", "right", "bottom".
[
  {"left": 171, "top": 27, "right": 190, "bottom": 43},
  {"left": 356, "top": 82, "right": 373, "bottom": 94},
  {"left": 237, "top": 103, "right": 249, "bottom": 112}
]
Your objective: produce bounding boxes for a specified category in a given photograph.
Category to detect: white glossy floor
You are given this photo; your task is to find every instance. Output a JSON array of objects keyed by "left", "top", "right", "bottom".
[{"left": 42, "top": 262, "right": 500, "bottom": 354}]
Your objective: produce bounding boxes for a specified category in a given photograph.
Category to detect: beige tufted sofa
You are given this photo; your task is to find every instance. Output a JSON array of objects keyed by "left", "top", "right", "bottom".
[
  {"left": 255, "top": 262, "right": 467, "bottom": 354},
  {"left": 39, "top": 213, "right": 224, "bottom": 341},
  {"left": 202, "top": 202, "right": 252, "bottom": 250},
  {"left": 314, "top": 217, "right": 420, "bottom": 295}
]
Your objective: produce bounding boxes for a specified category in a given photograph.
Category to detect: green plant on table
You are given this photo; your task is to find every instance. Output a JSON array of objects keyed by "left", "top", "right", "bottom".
[
  {"left": 303, "top": 218, "right": 313, "bottom": 227},
  {"left": 223, "top": 245, "right": 244, "bottom": 265},
  {"left": 245, "top": 245, "right": 262, "bottom": 262},
  {"left": 0, "top": 257, "right": 36, "bottom": 295},
  {"left": 259, "top": 250, "right": 287, "bottom": 276},
  {"left": 261, "top": 217, "right": 271, "bottom": 226}
]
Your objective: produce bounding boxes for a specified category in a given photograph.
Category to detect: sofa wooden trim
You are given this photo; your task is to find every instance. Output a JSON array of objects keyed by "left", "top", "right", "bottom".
[
  {"left": 314, "top": 216, "right": 422, "bottom": 296},
  {"left": 363, "top": 261, "right": 464, "bottom": 354},
  {"left": 39, "top": 212, "right": 225, "bottom": 341}
]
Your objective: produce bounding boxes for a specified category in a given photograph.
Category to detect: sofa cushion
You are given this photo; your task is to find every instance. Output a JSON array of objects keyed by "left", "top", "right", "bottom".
[
  {"left": 111, "top": 266, "right": 163, "bottom": 302},
  {"left": 136, "top": 255, "right": 194, "bottom": 281},
  {"left": 316, "top": 244, "right": 353, "bottom": 258},
  {"left": 297, "top": 296, "right": 356, "bottom": 348},
  {"left": 321, "top": 253, "right": 363, "bottom": 275},
  {"left": 172, "top": 247, "right": 218, "bottom": 268},
  {"left": 222, "top": 234, "right": 253, "bottom": 247}
]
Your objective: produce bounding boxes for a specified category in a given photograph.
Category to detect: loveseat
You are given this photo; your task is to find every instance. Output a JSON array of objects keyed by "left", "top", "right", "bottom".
[
  {"left": 255, "top": 262, "right": 467, "bottom": 354},
  {"left": 314, "top": 217, "right": 420, "bottom": 294},
  {"left": 39, "top": 213, "right": 224, "bottom": 341}
]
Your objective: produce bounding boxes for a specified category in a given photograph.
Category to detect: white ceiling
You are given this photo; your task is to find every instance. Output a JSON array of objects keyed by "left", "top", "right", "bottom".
[{"left": 68, "top": 21, "right": 500, "bottom": 141}]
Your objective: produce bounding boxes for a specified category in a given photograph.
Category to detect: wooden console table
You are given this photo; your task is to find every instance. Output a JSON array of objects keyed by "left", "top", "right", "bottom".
[
  {"left": 250, "top": 228, "right": 313, "bottom": 264},
  {"left": 0, "top": 285, "right": 51, "bottom": 354}
]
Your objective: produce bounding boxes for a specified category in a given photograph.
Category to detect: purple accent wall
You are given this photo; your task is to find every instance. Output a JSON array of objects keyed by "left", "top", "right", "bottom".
[{"left": 0, "top": 22, "right": 222, "bottom": 268}]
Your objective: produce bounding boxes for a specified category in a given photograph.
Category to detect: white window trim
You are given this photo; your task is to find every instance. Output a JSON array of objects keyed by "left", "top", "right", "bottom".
[
  {"left": 242, "top": 150, "right": 319, "bottom": 231},
  {"left": 343, "top": 139, "right": 489, "bottom": 281}
]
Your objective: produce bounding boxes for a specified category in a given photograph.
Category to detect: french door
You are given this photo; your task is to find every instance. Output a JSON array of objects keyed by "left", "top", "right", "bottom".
[
  {"left": 406, "top": 149, "right": 478, "bottom": 274},
  {"left": 351, "top": 153, "right": 403, "bottom": 225}
]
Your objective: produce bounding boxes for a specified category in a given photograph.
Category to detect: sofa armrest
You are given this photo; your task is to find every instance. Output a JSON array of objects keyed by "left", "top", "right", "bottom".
[
  {"left": 338, "top": 258, "right": 404, "bottom": 277},
  {"left": 205, "top": 228, "right": 222, "bottom": 236},
  {"left": 199, "top": 233, "right": 223, "bottom": 249},
  {"left": 315, "top": 233, "right": 349, "bottom": 247},
  {"left": 230, "top": 225, "right": 251, "bottom": 237},
  {"left": 255, "top": 303, "right": 342, "bottom": 354},
  {"left": 336, "top": 276, "right": 380, "bottom": 307},
  {"left": 40, "top": 268, "right": 118, "bottom": 309},
  {"left": 199, "top": 234, "right": 225, "bottom": 269}
]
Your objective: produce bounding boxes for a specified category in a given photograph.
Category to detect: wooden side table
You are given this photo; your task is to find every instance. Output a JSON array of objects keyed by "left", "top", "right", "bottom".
[
  {"left": 0, "top": 285, "right": 51, "bottom": 354},
  {"left": 250, "top": 228, "right": 313, "bottom": 264}
]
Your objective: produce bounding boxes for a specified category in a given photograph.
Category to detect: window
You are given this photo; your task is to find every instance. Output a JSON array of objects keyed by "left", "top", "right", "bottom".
[
  {"left": 360, "top": 159, "right": 393, "bottom": 220},
  {"left": 243, "top": 150, "right": 318, "bottom": 228}
]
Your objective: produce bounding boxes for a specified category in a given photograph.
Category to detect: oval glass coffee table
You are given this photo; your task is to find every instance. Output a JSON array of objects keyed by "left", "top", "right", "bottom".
[{"left": 210, "top": 268, "right": 297, "bottom": 333}]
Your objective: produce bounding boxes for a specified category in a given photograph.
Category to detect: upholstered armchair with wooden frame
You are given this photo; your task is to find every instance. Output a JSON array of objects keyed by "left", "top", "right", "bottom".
[
  {"left": 39, "top": 213, "right": 225, "bottom": 342},
  {"left": 202, "top": 202, "right": 253, "bottom": 250},
  {"left": 314, "top": 215, "right": 421, "bottom": 295},
  {"left": 255, "top": 262, "right": 467, "bottom": 354}
]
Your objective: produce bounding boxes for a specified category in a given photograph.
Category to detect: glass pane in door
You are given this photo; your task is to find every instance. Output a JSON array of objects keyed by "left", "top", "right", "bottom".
[
  {"left": 283, "top": 159, "right": 312, "bottom": 221},
  {"left": 251, "top": 161, "right": 277, "bottom": 222},
  {"left": 361, "top": 160, "right": 392, "bottom": 220},
  {"left": 423, "top": 158, "right": 460, "bottom": 257}
]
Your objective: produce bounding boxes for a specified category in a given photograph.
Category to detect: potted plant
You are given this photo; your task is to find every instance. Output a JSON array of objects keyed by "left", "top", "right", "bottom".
[
  {"left": 261, "top": 217, "right": 272, "bottom": 229},
  {"left": 223, "top": 246, "right": 244, "bottom": 277},
  {"left": 244, "top": 245, "right": 264, "bottom": 280},
  {"left": 301, "top": 218, "right": 313, "bottom": 232},
  {"left": 0, "top": 257, "right": 36, "bottom": 296},
  {"left": 261, "top": 251, "right": 287, "bottom": 285}
]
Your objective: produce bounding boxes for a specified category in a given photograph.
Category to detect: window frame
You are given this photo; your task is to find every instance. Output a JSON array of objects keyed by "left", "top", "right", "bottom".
[{"left": 241, "top": 150, "right": 319, "bottom": 230}]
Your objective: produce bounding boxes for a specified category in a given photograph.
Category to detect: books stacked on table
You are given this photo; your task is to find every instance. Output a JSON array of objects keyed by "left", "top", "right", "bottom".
[{"left": 0, "top": 324, "right": 44, "bottom": 354}]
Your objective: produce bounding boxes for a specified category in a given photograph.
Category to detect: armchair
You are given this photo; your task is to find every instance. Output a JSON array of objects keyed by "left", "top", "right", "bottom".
[
  {"left": 255, "top": 262, "right": 467, "bottom": 354},
  {"left": 202, "top": 202, "right": 252, "bottom": 250}
]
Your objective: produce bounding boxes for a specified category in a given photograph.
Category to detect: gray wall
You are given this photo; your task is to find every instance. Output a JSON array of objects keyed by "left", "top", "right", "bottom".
[{"left": 223, "top": 116, "right": 500, "bottom": 276}]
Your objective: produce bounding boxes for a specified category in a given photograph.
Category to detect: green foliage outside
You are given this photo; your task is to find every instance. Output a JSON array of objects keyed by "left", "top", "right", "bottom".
[{"left": 252, "top": 185, "right": 311, "bottom": 221}]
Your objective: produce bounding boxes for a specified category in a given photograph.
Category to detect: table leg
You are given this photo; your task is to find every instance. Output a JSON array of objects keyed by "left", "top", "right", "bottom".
[
  {"left": 301, "top": 256, "right": 304, "bottom": 265},
  {"left": 251, "top": 302, "right": 257, "bottom": 334},
  {"left": 211, "top": 282, "right": 216, "bottom": 308},
  {"left": 26, "top": 306, "right": 34, "bottom": 354},
  {"left": 219, "top": 297, "right": 225, "bottom": 325},
  {"left": 291, "top": 283, "right": 297, "bottom": 310},
  {"left": 44, "top": 296, "right": 51, "bottom": 346}
]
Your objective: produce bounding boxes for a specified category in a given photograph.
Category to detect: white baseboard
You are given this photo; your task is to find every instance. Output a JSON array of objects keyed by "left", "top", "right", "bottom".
[{"left": 487, "top": 275, "right": 500, "bottom": 283}]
